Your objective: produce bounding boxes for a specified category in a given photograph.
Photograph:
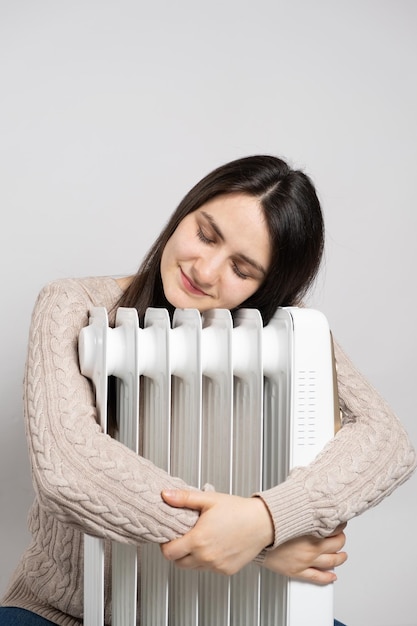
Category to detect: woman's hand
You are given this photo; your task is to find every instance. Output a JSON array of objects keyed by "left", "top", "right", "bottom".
[
  {"left": 160, "top": 489, "right": 347, "bottom": 583},
  {"left": 160, "top": 489, "right": 274, "bottom": 576},
  {"left": 261, "top": 524, "right": 348, "bottom": 584}
]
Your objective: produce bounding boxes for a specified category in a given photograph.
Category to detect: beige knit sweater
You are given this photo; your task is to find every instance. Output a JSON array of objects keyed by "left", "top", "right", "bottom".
[{"left": 2, "top": 277, "right": 416, "bottom": 625}]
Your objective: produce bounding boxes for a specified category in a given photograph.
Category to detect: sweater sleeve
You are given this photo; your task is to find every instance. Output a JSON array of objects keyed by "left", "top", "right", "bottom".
[
  {"left": 257, "top": 338, "right": 417, "bottom": 548},
  {"left": 25, "top": 279, "right": 199, "bottom": 546}
]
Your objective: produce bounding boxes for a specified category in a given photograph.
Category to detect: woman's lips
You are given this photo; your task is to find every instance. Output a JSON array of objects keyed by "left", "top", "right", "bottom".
[{"left": 180, "top": 269, "right": 209, "bottom": 296}]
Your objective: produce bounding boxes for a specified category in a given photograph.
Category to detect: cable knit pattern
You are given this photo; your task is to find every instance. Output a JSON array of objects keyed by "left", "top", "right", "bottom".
[
  {"left": 25, "top": 278, "right": 199, "bottom": 543},
  {"left": 1, "top": 276, "right": 416, "bottom": 625}
]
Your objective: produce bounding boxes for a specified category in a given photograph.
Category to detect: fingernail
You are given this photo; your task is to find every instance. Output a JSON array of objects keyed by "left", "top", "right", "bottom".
[{"left": 162, "top": 489, "right": 177, "bottom": 498}]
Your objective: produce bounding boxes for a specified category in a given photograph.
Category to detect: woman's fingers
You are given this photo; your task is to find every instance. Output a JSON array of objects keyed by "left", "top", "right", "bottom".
[
  {"left": 318, "top": 531, "right": 347, "bottom": 553},
  {"left": 300, "top": 567, "right": 338, "bottom": 585},
  {"left": 161, "top": 488, "right": 214, "bottom": 510},
  {"left": 262, "top": 530, "right": 348, "bottom": 583},
  {"left": 161, "top": 492, "right": 274, "bottom": 575},
  {"left": 312, "top": 549, "right": 348, "bottom": 570}
]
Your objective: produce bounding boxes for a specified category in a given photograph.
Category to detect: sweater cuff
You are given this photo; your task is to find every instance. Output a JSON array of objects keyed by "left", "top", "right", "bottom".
[
  {"left": 253, "top": 549, "right": 267, "bottom": 564},
  {"left": 254, "top": 479, "right": 314, "bottom": 549}
]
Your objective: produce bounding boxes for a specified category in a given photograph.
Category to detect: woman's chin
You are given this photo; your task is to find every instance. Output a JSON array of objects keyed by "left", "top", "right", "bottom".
[{"left": 167, "top": 292, "right": 212, "bottom": 313}]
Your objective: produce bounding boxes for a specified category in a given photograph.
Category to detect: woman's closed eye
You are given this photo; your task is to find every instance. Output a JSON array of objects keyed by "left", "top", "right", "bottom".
[
  {"left": 232, "top": 262, "right": 250, "bottom": 280},
  {"left": 197, "top": 226, "right": 215, "bottom": 245}
]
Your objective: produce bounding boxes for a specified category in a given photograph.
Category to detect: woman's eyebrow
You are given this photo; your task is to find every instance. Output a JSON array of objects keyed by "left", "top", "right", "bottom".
[
  {"left": 236, "top": 252, "right": 267, "bottom": 276},
  {"left": 200, "top": 210, "right": 267, "bottom": 276},
  {"left": 200, "top": 211, "right": 225, "bottom": 241}
]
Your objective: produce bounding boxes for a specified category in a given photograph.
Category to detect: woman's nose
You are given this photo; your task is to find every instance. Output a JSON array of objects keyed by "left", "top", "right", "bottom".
[{"left": 193, "top": 253, "right": 223, "bottom": 285}]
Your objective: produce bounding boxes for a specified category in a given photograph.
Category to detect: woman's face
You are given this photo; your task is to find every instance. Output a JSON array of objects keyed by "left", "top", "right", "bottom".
[{"left": 160, "top": 192, "right": 271, "bottom": 312}]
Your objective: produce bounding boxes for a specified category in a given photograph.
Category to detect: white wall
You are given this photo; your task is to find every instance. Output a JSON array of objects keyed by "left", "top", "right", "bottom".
[{"left": 1, "top": 2, "right": 416, "bottom": 624}]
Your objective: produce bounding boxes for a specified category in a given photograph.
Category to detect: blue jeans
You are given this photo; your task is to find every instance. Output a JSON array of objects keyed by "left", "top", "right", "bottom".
[
  {"left": 0, "top": 607, "right": 346, "bottom": 625},
  {"left": 0, "top": 608, "right": 57, "bottom": 625}
]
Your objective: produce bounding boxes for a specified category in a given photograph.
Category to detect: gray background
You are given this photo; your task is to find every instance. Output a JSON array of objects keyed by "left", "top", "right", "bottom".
[{"left": 1, "top": 2, "right": 416, "bottom": 625}]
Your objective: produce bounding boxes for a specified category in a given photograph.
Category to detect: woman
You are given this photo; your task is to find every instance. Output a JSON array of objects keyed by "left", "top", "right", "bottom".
[{"left": 1, "top": 155, "right": 415, "bottom": 625}]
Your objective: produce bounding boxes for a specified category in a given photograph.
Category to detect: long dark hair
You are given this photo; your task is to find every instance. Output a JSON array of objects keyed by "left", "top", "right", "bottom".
[{"left": 119, "top": 155, "right": 324, "bottom": 325}]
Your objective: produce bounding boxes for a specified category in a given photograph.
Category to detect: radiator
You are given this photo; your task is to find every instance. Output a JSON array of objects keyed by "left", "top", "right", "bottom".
[{"left": 79, "top": 305, "right": 337, "bottom": 626}]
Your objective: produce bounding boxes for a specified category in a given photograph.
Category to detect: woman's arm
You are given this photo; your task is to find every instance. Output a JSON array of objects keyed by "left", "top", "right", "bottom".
[
  {"left": 259, "top": 339, "right": 416, "bottom": 548},
  {"left": 160, "top": 489, "right": 347, "bottom": 582},
  {"left": 25, "top": 278, "right": 199, "bottom": 545},
  {"left": 160, "top": 337, "right": 416, "bottom": 573}
]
